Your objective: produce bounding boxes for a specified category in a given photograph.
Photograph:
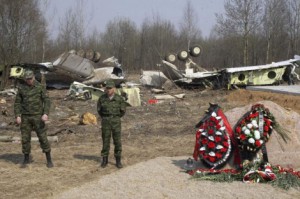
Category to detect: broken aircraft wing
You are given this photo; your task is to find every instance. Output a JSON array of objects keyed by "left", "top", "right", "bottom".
[{"left": 52, "top": 52, "right": 96, "bottom": 78}]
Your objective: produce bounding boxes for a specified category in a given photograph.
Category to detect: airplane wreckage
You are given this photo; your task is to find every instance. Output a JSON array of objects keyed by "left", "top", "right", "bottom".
[
  {"left": 160, "top": 46, "right": 300, "bottom": 89},
  {"left": 0, "top": 47, "right": 299, "bottom": 105}
]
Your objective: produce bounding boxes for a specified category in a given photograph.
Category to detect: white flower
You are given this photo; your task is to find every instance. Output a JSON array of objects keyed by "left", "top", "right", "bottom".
[
  {"left": 242, "top": 126, "right": 247, "bottom": 131},
  {"left": 199, "top": 147, "right": 206, "bottom": 151},
  {"left": 211, "top": 112, "right": 217, "bottom": 117},
  {"left": 260, "top": 140, "right": 264, "bottom": 144},
  {"left": 220, "top": 126, "right": 226, "bottom": 131},
  {"left": 247, "top": 123, "right": 253, "bottom": 129},
  {"left": 251, "top": 120, "right": 257, "bottom": 125},
  {"left": 209, "top": 151, "right": 216, "bottom": 156},
  {"left": 244, "top": 129, "right": 250, "bottom": 135},
  {"left": 201, "top": 132, "right": 207, "bottom": 136},
  {"left": 215, "top": 131, "right": 222, "bottom": 135},
  {"left": 216, "top": 116, "right": 222, "bottom": 120},
  {"left": 248, "top": 138, "right": 255, "bottom": 144},
  {"left": 208, "top": 136, "right": 214, "bottom": 141},
  {"left": 216, "top": 145, "right": 224, "bottom": 149},
  {"left": 199, "top": 129, "right": 204, "bottom": 132},
  {"left": 251, "top": 120, "right": 258, "bottom": 128},
  {"left": 254, "top": 130, "right": 260, "bottom": 140}
]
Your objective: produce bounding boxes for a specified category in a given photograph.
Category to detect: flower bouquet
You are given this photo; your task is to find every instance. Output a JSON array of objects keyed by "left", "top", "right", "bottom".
[{"left": 193, "top": 104, "right": 233, "bottom": 169}]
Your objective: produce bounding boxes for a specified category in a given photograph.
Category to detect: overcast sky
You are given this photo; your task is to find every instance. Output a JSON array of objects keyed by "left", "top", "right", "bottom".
[{"left": 44, "top": 0, "right": 225, "bottom": 38}]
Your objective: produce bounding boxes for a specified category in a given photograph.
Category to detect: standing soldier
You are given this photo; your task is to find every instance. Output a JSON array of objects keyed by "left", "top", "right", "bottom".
[
  {"left": 14, "top": 70, "right": 54, "bottom": 168},
  {"left": 97, "top": 80, "right": 127, "bottom": 168}
]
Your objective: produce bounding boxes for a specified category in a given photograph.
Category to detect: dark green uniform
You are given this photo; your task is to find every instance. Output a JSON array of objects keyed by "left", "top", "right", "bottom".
[
  {"left": 97, "top": 93, "right": 126, "bottom": 157},
  {"left": 14, "top": 80, "right": 51, "bottom": 154}
]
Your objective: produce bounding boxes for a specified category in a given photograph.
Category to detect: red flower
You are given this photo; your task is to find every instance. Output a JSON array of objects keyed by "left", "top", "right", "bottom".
[
  {"left": 201, "top": 138, "right": 208, "bottom": 145},
  {"left": 264, "top": 118, "right": 271, "bottom": 126},
  {"left": 209, "top": 157, "right": 216, "bottom": 162},
  {"left": 236, "top": 126, "right": 241, "bottom": 134},
  {"left": 210, "top": 117, "right": 216, "bottom": 122},
  {"left": 223, "top": 141, "right": 229, "bottom": 148},
  {"left": 250, "top": 112, "right": 259, "bottom": 118},
  {"left": 215, "top": 136, "right": 222, "bottom": 143},
  {"left": 220, "top": 148, "right": 227, "bottom": 153},
  {"left": 240, "top": 134, "right": 246, "bottom": 141},
  {"left": 216, "top": 124, "right": 221, "bottom": 130},
  {"left": 196, "top": 131, "right": 201, "bottom": 139},
  {"left": 208, "top": 142, "right": 216, "bottom": 149},
  {"left": 223, "top": 135, "right": 228, "bottom": 141},
  {"left": 216, "top": 153, "right": 222, "bottom": 159},
  {"left": 264, "top": 125, "right": 269, "bottom": 132},
  {"left": 208, "top": 129, "right": 214, "bottom": 135},
  {"left": 255, "top": 140, "right": 261, "bottom": 147}
]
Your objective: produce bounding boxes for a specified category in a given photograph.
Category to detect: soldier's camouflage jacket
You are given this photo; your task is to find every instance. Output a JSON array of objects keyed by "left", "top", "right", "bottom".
[
  {"left": 14, "top": 80, "right": 50, "bottom": 117},
  {"left": 97, "top": 93, "right": 126, "bottom": 118}
]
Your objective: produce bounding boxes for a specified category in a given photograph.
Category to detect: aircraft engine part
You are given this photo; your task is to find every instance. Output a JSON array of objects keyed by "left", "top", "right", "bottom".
[
  {"left": 77, "top": 49, "right": 86, "bottom": 58},
  {"left": 86, "top": 49, "right": 95, "bottom": 61},
  {"left": 93, "top": 51, "right": 101, "bottom": 63},
  {"left": 177, "top": 50, "right": 189, "bottom": 61},
  {"left": 165, "top": 53, "right": 176, "bottom": 63},
  {"left": 189, "top": 45, "right": 201, "bottom": 57}
]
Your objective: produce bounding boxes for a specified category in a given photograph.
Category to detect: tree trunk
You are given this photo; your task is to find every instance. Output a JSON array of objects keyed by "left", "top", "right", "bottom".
[{"left": 0, "top": 136, "right": 58, "bottom": 142}]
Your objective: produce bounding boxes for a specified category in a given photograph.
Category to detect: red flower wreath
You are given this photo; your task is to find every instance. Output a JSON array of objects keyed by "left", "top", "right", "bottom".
[
  {"left": 234, "top": 104, "right": 274, "bottom": 152},
  {"left": 195, "top": 111, "right": 232, "bottom": 169}
]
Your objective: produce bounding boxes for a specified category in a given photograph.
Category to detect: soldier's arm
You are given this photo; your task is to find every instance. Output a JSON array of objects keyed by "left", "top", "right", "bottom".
[
  {"left": 14, "top": 89, "right": 22, "bottom": 117},
  {"left": 120, "top": 97, "right": 127, "bottom": 117},
  {"left": 41, "top": 87, "right": 51, "bottom": 115},
  {"left": 97, "top": 97, "right": 103, "bottom": 117}
]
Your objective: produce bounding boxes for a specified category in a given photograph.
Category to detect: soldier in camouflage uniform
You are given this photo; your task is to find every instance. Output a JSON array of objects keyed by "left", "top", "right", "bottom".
[
  {"left": 97, "top": 80, "right": 127, "bottom": 168},
  {"left": 14, "top": 70, "right": 54, "bottom": 168}
]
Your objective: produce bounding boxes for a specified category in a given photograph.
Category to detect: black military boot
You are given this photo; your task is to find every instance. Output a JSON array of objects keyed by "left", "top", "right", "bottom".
[
  {"left": 45, "top": 152, "right": 54, "bottom": 168},
  {"left": 20, "top": 154, "right": 30, "bottom": 168},
  {"left": 101, "top": 156, "right": 108, "bottom": 168},
  {"left": 116, "top": 156, "right": 123, "bottom": 168}
]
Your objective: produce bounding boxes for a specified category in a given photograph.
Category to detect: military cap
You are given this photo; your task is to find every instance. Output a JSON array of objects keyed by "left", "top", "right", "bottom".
[
  {"left": 24, "top": 70, "right": 34, "bottom": 79},
  {"left": 105, "top": 80, "right": 115, "bottom": 88}
]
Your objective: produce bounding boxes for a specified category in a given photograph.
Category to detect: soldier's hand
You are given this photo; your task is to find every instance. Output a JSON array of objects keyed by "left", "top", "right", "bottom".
[
  {"left": 41, "top": 114, "right": 48, "bottom": 122},
  {"left": 16, "top": 116, "right": 21, "bottom": 124}
]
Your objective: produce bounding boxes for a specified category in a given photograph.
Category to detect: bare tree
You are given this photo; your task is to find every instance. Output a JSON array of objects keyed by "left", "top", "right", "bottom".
[
  {"left": 0, "top": 0, "right": 47, "bottom": 90},
  {"left": 216, "top": 0, "right": 263, "bottom": 65},
  {"left": 100, "top": 17, "right": 139, "bottom": 72},
  {"left": 139, "top": 15, "right": 178, "bottom": 70},
  {"left": 56, "top": 0, "right": 87, "bottom": 51},
  {"left": 286, "top": 0, "right": 300, "bottom": 57},
  {"left": 179, "top": 0, "right": 202, "bottom": 49},
  {"left": 0, "top": 0, "right": 47, "bottom": 64},
  {"left": 263, "top": 0, "right": 289, "bottom": 62}
]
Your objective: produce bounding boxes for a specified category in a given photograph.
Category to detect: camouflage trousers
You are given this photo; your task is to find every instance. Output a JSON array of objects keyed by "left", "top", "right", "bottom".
[
  {"left": 101, "top": 116, "right": 122, "bottom": 157},
  {"left": 20, "top": 115, "right": 51, "bottom": 154}
]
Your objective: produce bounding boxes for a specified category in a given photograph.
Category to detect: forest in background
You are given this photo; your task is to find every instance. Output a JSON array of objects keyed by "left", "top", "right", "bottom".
[{"left": 1, "top": 0, "right": 300, "bottom": 73}]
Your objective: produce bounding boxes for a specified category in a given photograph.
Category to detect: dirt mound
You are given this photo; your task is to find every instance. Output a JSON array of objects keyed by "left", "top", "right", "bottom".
[{"left": 54, "top": 156, "right": 300, "bottom": 199}]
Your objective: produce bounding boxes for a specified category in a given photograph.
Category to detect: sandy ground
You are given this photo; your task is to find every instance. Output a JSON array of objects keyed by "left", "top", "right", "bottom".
[
  {"left": 55, "top": 157, "right": 300, "bottom": 199},
  {"left": 0, "top": 75, "right": 300, "bottom": 199}
]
